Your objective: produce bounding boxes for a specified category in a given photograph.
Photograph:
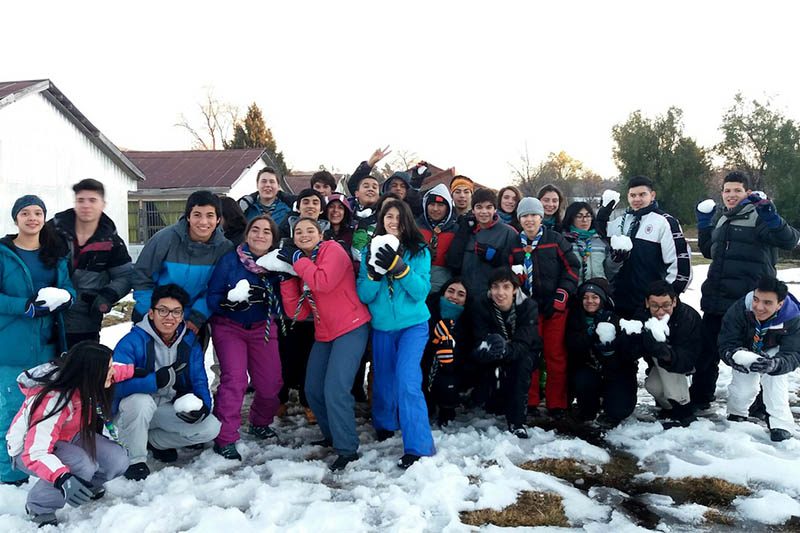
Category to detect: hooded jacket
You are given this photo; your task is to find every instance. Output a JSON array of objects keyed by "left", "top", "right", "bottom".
[
  {"left": 238, "top": 191, "right": 296, "bottom": 226},
  {"left": 6, "top": 361, "right": 135, "bottom": 483},
  {"left": 131, "top": 218, "right": 233, "bottom": 326},
  {"left": 416, "top": 184, "right": 458, "bottom": 293},
  {"left": 49, "top": 209, "right": 132, "bottom": 334},
  {"left": 323, "top": 193, "right": 355, "bottom": 252}
]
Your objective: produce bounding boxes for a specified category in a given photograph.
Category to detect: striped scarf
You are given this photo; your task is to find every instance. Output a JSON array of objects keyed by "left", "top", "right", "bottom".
[
  {"left": 752, "top": 322, "right": 770, "bottom": 353},
  {"left": 493, "top": 303, "right": 517, "bottom": 340},
  {"left": 236, "top": 244, "right": 285, "bottom": 343},
  {"left": 292, "top": 243, "right": 322, "bottom": 325},
  {"left": 429, "top": 226, "right": 442, "bottom": 262},
  {"left": 520, "top": 227, "right": 543, "bottom": 293},
  {"left": 97, "top": 405, "right": 120, "bottom": 443},
  {"left": 570, "top": 226, "right": 595, "bottom": 280}
]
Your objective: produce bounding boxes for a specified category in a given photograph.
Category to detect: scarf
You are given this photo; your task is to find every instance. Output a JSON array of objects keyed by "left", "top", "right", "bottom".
[
  {"left": 542, "top": 215, "right": 557, "bottom": 229},
  {"left": 440, "top": 297, "right": 464, "bottom": 321},
  {"left": 570, "top": 226, "right": 596, "bottom": 280},
  {"left": 497, "top": 210, "right": 514, "bottom": 225},
  {"left": 519, "top": 227, "right": 544, "bottom": 293},
  {"left": 493, "top": 303, "right": 517, "bottom": 340},
  {"left": 97, "top": 405, "right": 120, "bottom": 443},
  {"left": 292, "top": 243, "right": 322, "bottom": 325},
  {"left": 429, "top": 225, "right": 442, "bottom": 262},
  {"left": 752, "top": 316, "right": 775, "bottom": 353},
  {"left": 236, "top": 244, "right": 284, "bottom": 342}
]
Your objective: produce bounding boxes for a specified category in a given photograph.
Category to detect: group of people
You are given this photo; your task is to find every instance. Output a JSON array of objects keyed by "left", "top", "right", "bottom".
[{"left": 2, "top": 148, "right": 799, "bottom": 526}]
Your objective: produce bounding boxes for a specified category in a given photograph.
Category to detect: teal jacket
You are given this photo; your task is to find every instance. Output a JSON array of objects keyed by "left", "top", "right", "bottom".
[
  {"left": 357, "top": 245, "right": 431, "bottom": 331},
  {"left": 0, "top": 238, "right": 76, "bottom": 367}
]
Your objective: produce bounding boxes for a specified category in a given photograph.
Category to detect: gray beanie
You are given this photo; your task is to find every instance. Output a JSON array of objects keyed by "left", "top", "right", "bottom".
[{"left": 516, "top": 197, "right": 544, "bottom": 218}]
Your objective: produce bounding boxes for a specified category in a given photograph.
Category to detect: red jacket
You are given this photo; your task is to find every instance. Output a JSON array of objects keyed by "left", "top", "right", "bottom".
[{"left": 280, "top": 240, "right": 371, "bottom": 342}]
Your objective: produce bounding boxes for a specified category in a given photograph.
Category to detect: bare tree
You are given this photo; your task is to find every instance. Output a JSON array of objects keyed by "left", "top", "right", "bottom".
[{"left": 175, "top": 88, "right": 239, "bottom": 150}]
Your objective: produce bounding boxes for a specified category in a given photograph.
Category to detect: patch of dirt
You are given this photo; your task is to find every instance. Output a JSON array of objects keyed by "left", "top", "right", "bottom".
[{"left": 460, "top": 491, "right": 569, "bottom": 528}]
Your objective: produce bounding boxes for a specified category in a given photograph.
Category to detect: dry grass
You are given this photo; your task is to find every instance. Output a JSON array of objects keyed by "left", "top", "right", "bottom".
[
  {"left": 648, "top": 476, "right": 751, "bottom": 507},
  {"left": 460, "top": 491, "right": 568, "bottom": 528},
  {"left": 102, "top": 300, "right": 134, "bottom": 327},
  {"left": 519, "top": 458, "right": 590, "bottom": 484},
  {"left": 703, "top": 508, "right": 735, "bottom": 526}
]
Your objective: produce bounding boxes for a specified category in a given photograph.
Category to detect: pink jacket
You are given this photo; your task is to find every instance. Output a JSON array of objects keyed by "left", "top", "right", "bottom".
[
  {"left": 6, "top": 362, "right": 135, "bottom": 483},
  {"left": 280, "top": 241, "right": 371, "bottom": 342}
]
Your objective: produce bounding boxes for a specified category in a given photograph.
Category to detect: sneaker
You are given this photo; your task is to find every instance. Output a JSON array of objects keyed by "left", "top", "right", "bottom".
[
  {"left": 311, "top": 437, "right": 333, "bottom": 447},
  {"left": 90, "top": 486, "right": 106, "bottom": 500},
  {"left": 509, "top": 424, "right": 529, "bottom": 439},
  {"left": 375, "top": 429, "right": 394, "bottom": 442},
  {"left": 213, "top": 443, "right": 242, "bottom": 461},
  {"left": 26, "top": 507, "right": 57, "bottom": 527},
  {"left": 329, "top": 453, "right": 359, "bottom": 472},
  {"left": 727, "top": 414, "right": 748, "bottom": 423},
  {"left": 276, "top": 403, "right": 288, "bottom": 417},
  {"left": 124, "top": 462, "right": 150, "bottom": 481},
  {"left": 397, "top": 454, "right": 421, "bottom": 469},
  {"left": 770, "top": 428, "right": 792, "bottom": 442},
  {"left": 148, "top": 443, "right": 178, "bottom": 463},
  {"left": 249, "top": 425, "right": 278, "bottom": 440}
]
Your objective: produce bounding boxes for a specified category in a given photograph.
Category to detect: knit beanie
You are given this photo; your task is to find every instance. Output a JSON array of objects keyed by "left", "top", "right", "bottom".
[
  {"left": 516, "top": 197, "right": 544, "bottom": 218},
  {"left": 578, "top": 278, "right": 612, "bottom": 307},
  {"left": 11, "top": 195, "right": 47, "bottom": 220}
]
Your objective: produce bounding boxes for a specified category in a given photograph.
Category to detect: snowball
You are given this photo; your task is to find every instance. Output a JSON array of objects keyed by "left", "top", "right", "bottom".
[
  {"left": 511, "top": 264, "right": 525, "bottom": 276},
  {"left": 417, "top": 165, "right": 427, "bottom": 176},
  {"left": 751, "top": 190, "right": 767, "bottom": 201},
  {"left": 256, "top": 249, "right": 298, "bottom": 276},
  {"left": 644, "top": 315, "right": 671, "bottom": 342},
  {"left": 596, "top": 322, "right": 616, "bottom": 344},
  {"left": 697, "top": 199, "right": 716, "bottom": 214},
  {"left": 36, "top": 287, "right": 71, "bottom": 311},
  {"left": 355, "top": 207, "right": 373, "bottom": 219},
  {"left": 369, "top": 234, "right": 400, "bottom": 274},
  {"left": 478, "top": 341, "right": 489, "bottom": 352},
  {"left": 173, "top": 393, "right": 203, "bottom": 413},
  {"left": 733, "top": 350, "right": 761, "bottom": 367},
  {"left": 610, "top": 235, "right": 633, "bottom": 252},
  {"left": 601, "top": 189, "right": 620, "bottom": 207},
  {"left": 227, "top": 280, "right": 250, "bottom": 302},
  {"left": 619, "top": 319, "right": 643, "bottom": 335}
]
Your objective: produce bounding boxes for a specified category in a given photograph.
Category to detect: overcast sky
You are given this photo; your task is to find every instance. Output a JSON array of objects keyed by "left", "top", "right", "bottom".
[{"left": 3, "top": 1, "right": 799, "bottom": 189}]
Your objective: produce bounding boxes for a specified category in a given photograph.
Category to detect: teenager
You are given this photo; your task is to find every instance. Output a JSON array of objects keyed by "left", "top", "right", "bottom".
[
  {"left": 280, "top": 218, "right": 371, "bottom": 471},
  {"left": 1, "top": 195, "right": 75, "bottom": 485},
  {"left": 450, "top": 175, "right": 475, "bottom": 220},
  {"left": 7, "top": 342, "right": 135, "bottom": 527},
  {"left": 497, "top": 185, "right": 522, "bottom": 230},
  {"left": 278, "top": 188, "right": 330, "bottom": 239},
  {"left": 322, "top": 192, "right": 355, "bottom": 253},
  {"left": 349, "top": 174, "right": 381, "bottom": 262},
  {"left": 538, "top": 184, "right": 565, "bottom": 232},
  {"left": 207, "top": 215, "right": 285, "bottom": 460},
  {"left": 310, "top": 170, "right": 338, "bottom": 197},
  {"left": 416, "top": 184, "right": 458, "bottom": 293},
  {"left": 562, "top": 202, "right": 617, "bottom": 283},
  {"left": 357, "top": 199, "right": 435, "bottom": 469},
  {"left": 49, "top": 179, "right": 132, "bottom": 347},
  {"left": 238, "top": 167, "right": 295, "bottom": 225}
]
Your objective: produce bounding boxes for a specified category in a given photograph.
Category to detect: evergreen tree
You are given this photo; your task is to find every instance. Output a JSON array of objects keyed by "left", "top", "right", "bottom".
[{"left": 227, "top": 102, "right": 289, "bottom": 176}]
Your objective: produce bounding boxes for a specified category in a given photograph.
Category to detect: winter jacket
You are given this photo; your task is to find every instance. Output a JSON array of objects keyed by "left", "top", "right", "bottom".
[
  {"left": 0, "top": 237, "right": 75, "bottom": 366},
  {"left": 323, "top": 193, "right": 355, "bottom": 253},
  {"left": 238, "top": 191, "right": 296, "bottom": 226},
  {"left": 624, "top": 301, "right": 702, "bottom": 375},
  {"left": 508, "top": 228, "right": 580, "bottom": 316},
  {"left": 599, "top": 202, "right": 692, "bottom": 315},
  {"left": 49, "top": 209, "right": 132, "bottom": 334},
  {"left": 446, "top": 215, "right": 519, "bottom": 296},
  {"left": 281, "top": 240, "right": 371, "bottom": 342},
  {"left": 416, "top": 184, "right": 458, "bottom": 293},
  {"left": 206, "top": 247, "right": 283, "bottom": 326},
  {"left": 718, "top": 291, "right": 800, "bottom": 376},
  {"left": 699, "top": 201, "right": 800, "bottom": 316},
  {"left": 563, "top": 230, "right": 619, "bottom": 283},
  {"left": 112, "top": 318, "right": 212, "bottom": 413},
  {"left": 131, "top": 218, "right": 233, "bottom": 326},
  {"left": 470, "top": 294, "right": 542, "bottom": 363},
  {"left": 565, "top": 307, "right": 635, "bottom": 374},
  {"left": 6, "top": 361, "right": 134, "bottom": 483},
  {"left": 357, "top": 244, "right": 431, "bottom": 331}
]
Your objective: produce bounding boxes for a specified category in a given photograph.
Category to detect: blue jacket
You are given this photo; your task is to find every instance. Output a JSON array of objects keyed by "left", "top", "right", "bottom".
[
  {"left": 132, "top": 218, "right": 233, "bottom": 326},
  {"left": 0, "top": 237, "right": 76, "bottom": 367},
  {"left": 207, "top": 247, "right": 283, "bottom": 325},
  {"left": 238, "top": 191, "right": 295, "bottom": 227},
  {"left": 112, "top": 318, "right": 212, "bottom": 413},
  {"left": 357, "top": 244, "right": 431, "bottom": 331}
]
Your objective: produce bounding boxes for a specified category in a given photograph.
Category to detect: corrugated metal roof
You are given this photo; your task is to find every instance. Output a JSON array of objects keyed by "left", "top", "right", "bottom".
[
  {"left": 124, "top": 149, "right": 267, "bottom": 189},
  {"left": 0, "top": 79, "right": 46, "bottom": 101}
]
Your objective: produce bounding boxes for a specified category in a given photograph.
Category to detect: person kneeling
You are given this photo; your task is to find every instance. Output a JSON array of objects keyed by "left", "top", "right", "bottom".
[
  {"left": 470, "top": 268, "right": 541, "bottom": 438},
  {"left": 113, "top": 284, "right": 221, "bottom": 480},
  {"left": 6, "top": 342, "right": 138, "bottom": 527}
]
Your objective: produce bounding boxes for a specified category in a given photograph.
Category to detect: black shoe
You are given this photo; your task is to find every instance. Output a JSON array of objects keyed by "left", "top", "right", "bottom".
[
  {"left": 397, "top": 454, "right": 421, "bottom": 469},
  {"left": 437, "top": 407, "right": 456, "bottom": 428},
  {"left": 27, "top": 507, "right": 57, "bottom": 527},
  {"left": 771, "top": 428, "right": 792, "bottom": 442},
  {"left": 311, "top": 437, "right": 333, "bottom": 447},
  {"left": 548, "top": 408, "right": 566, "bottom": 420},
  {"left": 148, "top": 443, "right": 178, "bottom": 463},
  {"left": 90, "top": 486, "right": 106, "bottom": 500},
  {"left": 727, "top": 414, "right": 748, "bottom": 423},
  {"left": 690, "top": 401, "right": 711, "bottom": 414},
  {"left": 124, "top": 462, "right": 150, "bottom": 481},
  {"left": 376, "top": 429, "right": 394, "bottom": 442},
  {"left": 329, "top": 453, "right": 359, "bottom": 472},
  {"left": 213, "top": 443, "right": 243, "bottom": 461},
  {"left": 509, "top": 424, "right": 529, "bottom": 439},
  {"left": 249, "top": 425, "right": 278, "bottom": 440},
  {"left": 186, "top": 443, "right": 206, "bottom": 450},
  {"left": 595, "top": 414, "right": 622, "bottom": 430}
]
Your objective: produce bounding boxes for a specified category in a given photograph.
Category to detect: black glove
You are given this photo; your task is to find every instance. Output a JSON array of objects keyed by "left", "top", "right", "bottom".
[
  {"left": 642, "top": 330, "right": 671, "bottom": 365},
  {"left": 375, "top": 244, "right": 408, "bottom": 277},
  {"left": 593, "top": 338, "right": 615, "bottom": 358},
  {"left": 610, "top": 248, "right": 631, "bottom": 263},
  {"left": 176, "top": 403, "right": 210, "bottom": 424},
  {"left": 220, "top": 298, "right": 251, "bottom": 312},
  {"left": 721, "top": 348, "right": 750, "bottom": 374},
  {"left": 132, "top": 309, "right": 144, "bottom": 323},
  {"left": 55, "top": 473, "right": 94, "bottom": 507},
  {"left": 750, "top": 356, "right": 780, "bottom": 374},
  {"left": 81, "top": 290, "right": 114, "bottom": 316},
  {"left": 23, "top": 296, "right": 51, "bottom": 318},
  {"left": 367, "top": 261, "right": 384, "bottom": 281},
  {"left": 277, "top": 243, "right": 302, "bottom": 265},
  {"left": 133, "top": 367, "right": 149, "bottom": 378},
  {"left": 155, "top": 362, "right": 188, "bottom": 389},
  {"left": 539, "top": 300, "right": 555, "bottom": 319},
  {"left": 247, "top": 284, "right": 267, "bottom": 304},
  {"left": 486, "top": 333, "right": 507, "bottom": 360}
]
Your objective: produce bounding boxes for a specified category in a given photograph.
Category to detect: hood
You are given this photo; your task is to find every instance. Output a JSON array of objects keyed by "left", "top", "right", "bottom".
[
  {"left": 136, "top": 316, "right": 189, "bottom": 348},
  {"left": 421, "top": 184, "right": 454, "bottom": 228},
  {"left": 17, "top": 362, "right": 60, "bottom": 396},
  {"left": 744, "top": 290, "right": 800, "bottom": 327},
  {"left": 52, "top": 209, "right": 118, "bottom": 239},
  {"left": 381, "top": 171, "right": 412, "bottom": 194}
]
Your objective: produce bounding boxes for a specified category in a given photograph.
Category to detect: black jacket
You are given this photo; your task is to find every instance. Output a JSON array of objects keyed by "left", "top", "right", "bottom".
[
  {"left": 623, "top": 301, "right": 702, "bottom": 375},
  {"left": 470, "top": 295, "right": 541, "bottom": 364},
  {"left": 565, "top": 307, "right": 635, "bottom": 375}
]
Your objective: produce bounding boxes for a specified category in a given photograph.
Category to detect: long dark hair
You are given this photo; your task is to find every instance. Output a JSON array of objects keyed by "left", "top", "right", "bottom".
[
  {"left": 36, "top": 223, "right": 68, "bottom": 269},
  {"left": 563, "top": 201, "right": 596, "bottom": 231},
  {"left": 537, "top": 184, "right": 565, "bottom": 226},
  {"left": 27, "top": 341, "right": 114, "bottom": 460},
  {"left": 374, "top": 199, "right": 427, "bottom": 257},
  {"left": 220, "top": 196, "right": 247, "bottom": 238}
]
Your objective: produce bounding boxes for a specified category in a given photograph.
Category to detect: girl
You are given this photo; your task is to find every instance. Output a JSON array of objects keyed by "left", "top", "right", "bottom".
[
  {"left": 207, "top": 215, "right": 285, "bottom": 460},
  {"left": 1, "top": 195, "right": 75, "bottom": 485},
  {"left": 322, "top": 192, "right": 354, "bottom": 253},
  {"left": 537, "top": 184, "right": 565, "bottom": 232},
  {"left": 562, "top": 202, "right": 618, "bottom": 283},
  {"left": 280, "top": 218, "right": 371, "bottom": 471},
  {"left": 357, "top": 199, "right": 435, "bottom": 469},
  {"left": 496, "top": 186, "right": 522, "bottom": 230},
  {"left": 7, "top": 341, "right": 136, "bottom": 527}
]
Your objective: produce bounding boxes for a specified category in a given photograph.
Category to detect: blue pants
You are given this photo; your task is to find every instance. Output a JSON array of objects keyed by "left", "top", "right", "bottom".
[
  {"left": 305, "top": 324, "right": 369, "bottom": 456},
  {"left": 1, "top": 367, "right": 28, "bottom": 483},
  {"left": 372, "top": 323, "right": 435, "bottom": 457}
]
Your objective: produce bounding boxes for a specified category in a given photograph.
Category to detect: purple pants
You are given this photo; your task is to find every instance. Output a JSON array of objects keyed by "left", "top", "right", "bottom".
[{"left": 211, "top": 317, "right": 283, "bottom": 446}]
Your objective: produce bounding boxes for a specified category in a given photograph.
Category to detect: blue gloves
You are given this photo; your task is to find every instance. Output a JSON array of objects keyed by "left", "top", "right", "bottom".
[
  {"left": 749, "top": 194, "right": 782, "bottom": 229},
  {"left": 24, "top": 296, "right": 51, "bottom": 318}
]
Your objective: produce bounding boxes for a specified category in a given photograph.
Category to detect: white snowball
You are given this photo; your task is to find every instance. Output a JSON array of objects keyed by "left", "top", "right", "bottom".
[
  {"left": 602, "top": 190, "right": 621, "bottom": 207},
  {"left": 610, "top": 235, "right": 633, "bottom": 252},
  {"left": 619, "top": 319, "right": 643, "bottom": 335},
  {"left": 478, "top": 341, "right": 489, "bottom": 352},
  {"left": 369, "top": 234, "right": 400, "bottom": 275},
  {"left": 511, "top": 265, "right": 525, "bottom": 276},
  {"left": 644, "top": 315, "right": 671, "bottom": 342},
  {"left": 36, "top": 287, "right": 71, "bottom": 310},
  {"left": 596, "top": 322, "right": 617, "bottom": 344},
  {"left": 355, "top": 207, "right": 374, "bottom": 219},
  {"left": 256, "top": 249, "right": 298, "bottom": 276},
  {"left": 227, "top": 279, "right": 250, "bottom": 302},
  {"left": 697, "top": 199, "right": 716, "bottom": 214},
  {"left": 733, "top": 350, "right": 761, "bottom": 367},
  {"left": 173, "top": 393, "right": 203, "bottom": 413},
  {"left": 751, "top": 190, "right": 767, "bottom": 200}
]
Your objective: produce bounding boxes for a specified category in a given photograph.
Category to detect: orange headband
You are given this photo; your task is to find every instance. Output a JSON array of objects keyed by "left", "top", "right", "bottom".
[{"left": 450, "top": 177, "right": 474, "bottom": 193}]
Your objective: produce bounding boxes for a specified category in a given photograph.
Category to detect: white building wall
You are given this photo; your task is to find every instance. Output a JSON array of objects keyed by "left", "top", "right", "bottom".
[
  {"left": 0, "top": 93, "right": 138, "bottom": 241},
  {"left": 227, "top": 164, "right": 262, "bottom": 202}
]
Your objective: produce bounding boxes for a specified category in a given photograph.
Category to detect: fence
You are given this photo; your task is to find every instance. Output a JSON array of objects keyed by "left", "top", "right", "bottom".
[{"left": 128, "top": 199, "right": 185, "bottom": 244}]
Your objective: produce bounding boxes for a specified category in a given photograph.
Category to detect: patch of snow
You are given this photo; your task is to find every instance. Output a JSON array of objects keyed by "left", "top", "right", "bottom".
[
  {"left": 619, "top": 319, "right": 643, "bottom": 335},
  {"left": 735, "top": 489, "right": 800, "bottom": 525},
  {"left": 368, "top": 234, "right": 399, "bottom": 275},
  {"left": 602, "top": 190, "right": 621, "bottom": 208},
  {"left": 732, "top": 350, "right": 761, "bottom": 367},
  {"left": 256, "top": 249, "right": 297, "bottom": 276},
  {"left": 696, "top": 199, "right": 716, "bottom": 214}
]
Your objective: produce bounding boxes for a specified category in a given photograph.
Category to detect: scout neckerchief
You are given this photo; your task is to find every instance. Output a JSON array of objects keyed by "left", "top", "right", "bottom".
[
  {"left": 236, "top": 244, "right": 285, "bottom": 342},
  {"left": 292, "top": 243, "right": 322, "bottom": 325},
  {"left": 519, "top": 226, "right": 543, "bottom": 293}
]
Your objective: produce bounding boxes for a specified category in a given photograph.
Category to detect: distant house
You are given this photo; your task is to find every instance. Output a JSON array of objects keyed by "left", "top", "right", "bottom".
[{"left": 0, "top": 79, "right": 144, "bottom": 241}]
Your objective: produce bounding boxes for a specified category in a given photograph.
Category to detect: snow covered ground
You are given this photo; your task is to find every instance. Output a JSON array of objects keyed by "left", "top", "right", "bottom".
[{"left": 3, "top": 266, "right": 800, "bottom": 531}]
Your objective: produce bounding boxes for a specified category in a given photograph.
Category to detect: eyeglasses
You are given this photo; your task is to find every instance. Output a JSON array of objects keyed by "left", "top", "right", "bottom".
[
  {"left": 154, "top": 306, "right": 184, "bottom": 318},
  {"left": 575, "top": 213, "right": 593, "bottom": 220},
  {"left": 647, "top": 302, "right": 674, "bottom": 312}
]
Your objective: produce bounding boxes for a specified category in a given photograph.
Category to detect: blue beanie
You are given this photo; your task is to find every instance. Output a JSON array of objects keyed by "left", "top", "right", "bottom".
[{"left": 12, "top": 195, "right": 47, "bottom": 221}]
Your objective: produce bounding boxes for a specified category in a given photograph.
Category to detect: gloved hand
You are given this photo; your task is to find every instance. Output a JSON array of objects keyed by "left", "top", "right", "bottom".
[
  {"left": 55, "top": 473, "right": 94, "bottom": 507},
  {"left": 539, "top": 300, "right": 555, "bottom": 319},
  {"left": 695, "top": 199, "right": 716, "bottom": 230},
  {"left": 751, "top": 195, "right": 781, "bottom": 229},
  {"left": 610, "top": 248, "right": 631, "bottom": 263},
  {"left": 750, "top": 356, "right": 780, "bottom": 374},
  {"left": 277, "top": 243, "right": 303, "bottom": 265},
  {"left": 552, "top": 288, "right": 569, "bottom": 313},
  {"left": 475, "top": 242, "right": 499, "bottom": 264},
  {"left": 432, "top": 320, "right": 455, "bottom": 363},
  {"left": 642, "top": 330, "right": 671, "bottom": 365},
  {"left": 82, "top": 290, "right": 114, "bottom": 316},
  {"left": 593, "top": 340, "right": 615, "bottom": 357},
  {"left": 220, "top": 298, "right": 251, "bottom": 312},
  {"left": 176, "top": 403, "right": 210, "bottom": 424},
  {"left": 247, "top": 284, "right": 267, "bottom": 304},
  {"left": 52, "top": 295, "right": 73, "bottom": 314},
  {"left": 155, "top": 362, "right": 188, "bottom": 389},
  {"left": 486, "top": 333, "right": 507, "bottom": 360},
  {"left": 601, "top": 189, "right": 620, "bottom": 209},
  {"left": 133, "top": 367, "right": 149, "bottom": 378},
  {"left": 375, "top": 244, "right": 408, "bottom": 277},
  {"left": 459, "top": 213, "right": 477, "bottom": 233},
  {"left": 23, "top": 295, "right": 51, "bottom": 318},
  {"left": 721, "top": 348, "right": 750, "bottom": 374}
]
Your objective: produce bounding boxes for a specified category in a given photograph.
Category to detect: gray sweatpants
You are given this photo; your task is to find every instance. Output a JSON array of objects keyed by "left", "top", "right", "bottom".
[
  {"left": 15, "top": 434, "right": 129, "bottom": 514},
  {"left": 115, "top": 394, "right": 221, "bottom": 464},
  {"left": 645, "top": 360, "right": 690, "bottom": 409}
]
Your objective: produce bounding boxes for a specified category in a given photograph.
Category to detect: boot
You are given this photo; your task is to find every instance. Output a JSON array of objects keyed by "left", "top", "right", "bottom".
[
  {"left": 249, "top": 425, "right": 278, "bottom": 440},
  {"left": 27, "top": 507, "right": 57, "bottom": 527},
  {"left": 727, "top": 413, "right": 748, "bottom": 423},
  {"left": 509, "top": 424, "right": 529, "bottom": 439},
  {"left": 664, "top": 400, "right": 696, "bottom": 428},
  {"left": 213, "top": 443, "right": 243, "bottom": 461},
  {"left": 330, "top": 453, "right": 359, "bottom": 472},
  {"left": 375, "top": 429, "right": 394, "bottom": 442},
  {"left": 148, "top": 442, "right": 177, "bottom": 463},
  {"left": 771, "top": 428, "right": 792, "bottom": 442},
  {"left": 397, "top": 454, "right": 421, "bottom": 469},
  {"left": 124, "top": 462, "right": 150, "bottom": 481}
]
